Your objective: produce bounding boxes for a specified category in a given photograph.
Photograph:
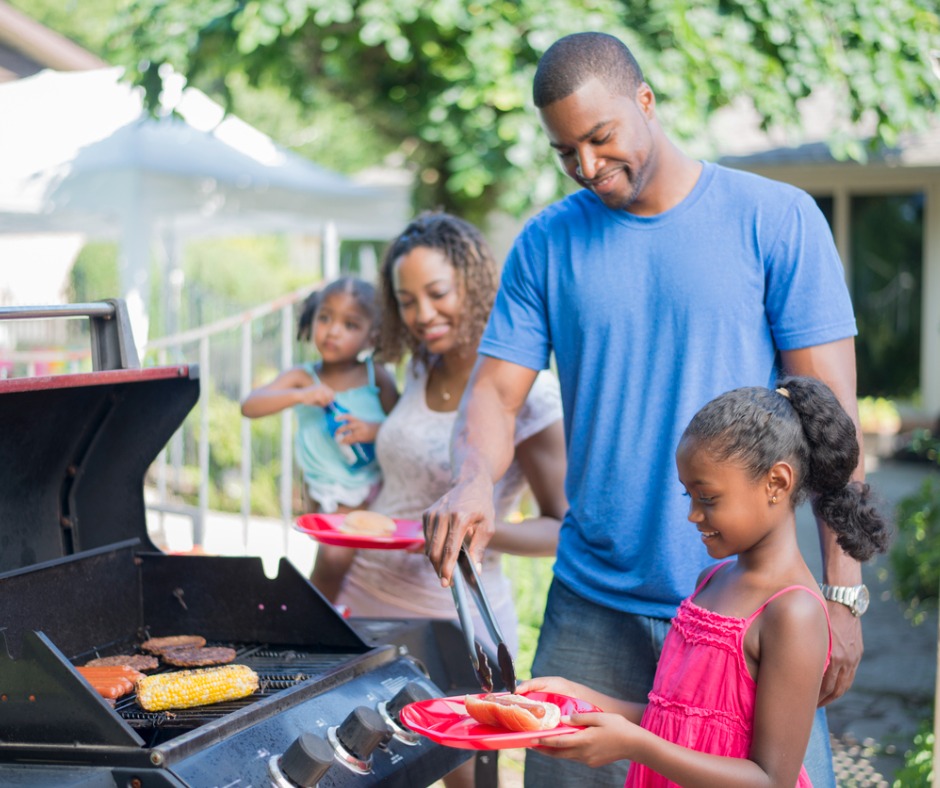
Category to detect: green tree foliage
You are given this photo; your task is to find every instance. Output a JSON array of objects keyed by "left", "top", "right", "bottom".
[
  {"left": 112, "top": 0, "right": 940, "bottom": 220},
  {"left": 67, "top": 242, "right": 120, "bottom": 302}
]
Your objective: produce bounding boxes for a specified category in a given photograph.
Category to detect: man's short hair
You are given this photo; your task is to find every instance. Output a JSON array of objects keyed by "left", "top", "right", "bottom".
[{"left": 533, "top": 32, "right": 645, "bottom": 108}]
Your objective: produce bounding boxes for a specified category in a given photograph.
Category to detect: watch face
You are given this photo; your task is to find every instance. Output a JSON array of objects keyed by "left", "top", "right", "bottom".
[{"left": 854, "top": 585, "right": 870, "bottom": 616}]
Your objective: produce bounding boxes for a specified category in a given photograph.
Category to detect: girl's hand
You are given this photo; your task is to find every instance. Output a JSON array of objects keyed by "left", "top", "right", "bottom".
[
  {"left": 333, "top": 415, "right": 379, "bottom": 445},
  {"left": 296, "top": 383, "right": 335, "bottom": 408},
  {"left": 516, "top": 676, "right": 587, "bottom": 700},
  {"left": 534, "top": 711, "right": 635, "bottom": 767}
]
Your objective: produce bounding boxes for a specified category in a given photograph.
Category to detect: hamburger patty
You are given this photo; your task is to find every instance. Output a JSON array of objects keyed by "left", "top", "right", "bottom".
[
  {"left": 84, "top": 654, "right": 160, "bottom": 671},
  {"left": 141, "top": 635, "right": 207, "bottom": 654},
  {"left": 161, "top": 646, "right": 237, "bottom": 667}
]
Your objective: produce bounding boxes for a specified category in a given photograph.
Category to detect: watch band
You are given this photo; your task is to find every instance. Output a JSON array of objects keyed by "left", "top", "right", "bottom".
[{"left": 819, "top": 583, "right": 869, "bottom": 616}]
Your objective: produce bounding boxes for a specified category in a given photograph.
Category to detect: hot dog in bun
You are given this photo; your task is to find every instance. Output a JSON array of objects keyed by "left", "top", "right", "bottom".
[
  {"left": 340, "top": 510, "right": 396, "bottom": 536},
  {"left": 464, "top": 693, "right": 561, "bottom": 732}
]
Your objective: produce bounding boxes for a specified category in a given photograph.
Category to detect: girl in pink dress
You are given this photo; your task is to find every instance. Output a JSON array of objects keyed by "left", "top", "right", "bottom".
[{"left": 521, "top": 376, "right": 890, "bottom": 787}]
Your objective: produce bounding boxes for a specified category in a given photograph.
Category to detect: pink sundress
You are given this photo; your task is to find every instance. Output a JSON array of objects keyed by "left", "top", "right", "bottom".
[{"left": 625, "top": 563, "right": 831, "bottom": 787}]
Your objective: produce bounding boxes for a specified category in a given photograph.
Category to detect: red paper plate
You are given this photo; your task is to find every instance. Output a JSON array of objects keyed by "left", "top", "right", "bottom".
[
  {"left": 399, "top": 691, "right": 601, "bottom": 750},
  {"left": 294, "top": 513, "right": 424, "bottom": 550}
]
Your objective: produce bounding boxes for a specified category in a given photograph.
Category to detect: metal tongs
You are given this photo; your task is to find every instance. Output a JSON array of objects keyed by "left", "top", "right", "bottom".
[{"left": 450, "top": 546, "right": 517, "bottom": 693}]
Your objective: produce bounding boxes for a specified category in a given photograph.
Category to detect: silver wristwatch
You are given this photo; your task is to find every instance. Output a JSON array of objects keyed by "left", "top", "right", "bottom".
[{"left": 819, "top": 583, "right": 870, "bottom": 617}]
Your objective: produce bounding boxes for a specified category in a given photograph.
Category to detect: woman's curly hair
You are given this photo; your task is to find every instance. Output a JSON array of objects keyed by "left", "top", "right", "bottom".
[{"left": 374, "top": 211, "right": 499, "bottom": 366}]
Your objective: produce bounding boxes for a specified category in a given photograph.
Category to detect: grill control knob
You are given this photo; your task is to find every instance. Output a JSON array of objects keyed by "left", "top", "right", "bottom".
[
  {"left": 336, "top": 705, "right": 389, "bottom": 760},
  {"left": 387, "top": 681, "right": 433, "bottom": 726},
  {"left": 279, "top": 732, "right": 334, "bottom": 787}
]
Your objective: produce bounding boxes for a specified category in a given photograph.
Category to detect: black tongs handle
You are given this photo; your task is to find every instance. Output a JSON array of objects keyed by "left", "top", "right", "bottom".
[{"left": 456, "top": 547, "right": 517, "bottom": 693}]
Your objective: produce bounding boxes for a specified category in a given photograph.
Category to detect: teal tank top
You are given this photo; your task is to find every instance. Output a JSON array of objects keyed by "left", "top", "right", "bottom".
[{"left": 294, "top": 356, "right": 387, "bottom": 490}]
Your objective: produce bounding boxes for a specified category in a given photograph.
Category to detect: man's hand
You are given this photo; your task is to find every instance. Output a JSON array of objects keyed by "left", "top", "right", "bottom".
[
  {"left": 423, "top": 475, "right": 496, "bottom": 588},
  {"left": 818, "top": 602, "right": 862, "bottom": 705}
]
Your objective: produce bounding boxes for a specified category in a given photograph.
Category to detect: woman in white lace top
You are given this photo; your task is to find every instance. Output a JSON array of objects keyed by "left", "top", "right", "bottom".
[{"left": 319, "top": 213, "right": 567, "bottom": 666}]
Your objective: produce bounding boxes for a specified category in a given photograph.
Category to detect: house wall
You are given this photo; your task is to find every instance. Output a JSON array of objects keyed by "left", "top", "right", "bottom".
[{"left": 733, "top": 163, "right": 940, "bottom": 419}]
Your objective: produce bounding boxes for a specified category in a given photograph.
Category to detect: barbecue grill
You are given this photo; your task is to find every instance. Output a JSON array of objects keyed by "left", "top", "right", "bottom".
[{"left": 0, "top": 301, "right": 479, "bottom": 787}]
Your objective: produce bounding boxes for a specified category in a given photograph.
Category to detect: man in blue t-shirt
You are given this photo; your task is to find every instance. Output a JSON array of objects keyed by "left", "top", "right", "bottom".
[{"left": 424, "top": 32, "right": 865, "bottom": 788}]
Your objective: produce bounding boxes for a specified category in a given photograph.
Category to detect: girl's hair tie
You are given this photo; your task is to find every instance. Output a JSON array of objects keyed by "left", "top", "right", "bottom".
[{"left": 775, "top": 387, "right": 791, "bottom": 400}]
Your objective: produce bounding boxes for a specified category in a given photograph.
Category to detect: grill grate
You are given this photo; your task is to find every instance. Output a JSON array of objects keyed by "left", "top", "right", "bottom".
[{"left": 97, "top": 644, "right": 358, "bottom": 731}]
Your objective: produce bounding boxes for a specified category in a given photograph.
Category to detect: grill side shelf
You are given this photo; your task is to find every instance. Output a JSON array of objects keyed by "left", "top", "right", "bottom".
[{"left": 0, "top": 630, "right": 144, "bottom": 749}]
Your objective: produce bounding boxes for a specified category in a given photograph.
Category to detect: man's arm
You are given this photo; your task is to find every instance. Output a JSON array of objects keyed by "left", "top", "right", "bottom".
[
  {"left": 780, "top": 336, "right": 864, "bottom": 705},
  {"left": 423, "top": 356, "right": 539, "bottom": 587}
]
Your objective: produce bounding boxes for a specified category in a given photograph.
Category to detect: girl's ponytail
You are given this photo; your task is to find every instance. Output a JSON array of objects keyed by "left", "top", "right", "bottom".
[{"left": 776, "top": 376, "right": 890, "bottom": 561}]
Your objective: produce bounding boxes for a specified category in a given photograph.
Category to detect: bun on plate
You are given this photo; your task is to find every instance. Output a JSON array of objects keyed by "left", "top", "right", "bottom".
[
  {"left": 340, "top": 510, "right": 396, "bottom": 536},
  {"left": 464, "top": 693, "right": 561, "bottom": 732}
]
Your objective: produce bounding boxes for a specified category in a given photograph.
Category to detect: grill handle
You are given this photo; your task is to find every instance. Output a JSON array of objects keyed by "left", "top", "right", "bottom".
[{"left": 0, "top": 298, "right": 140, "bottom": 370}]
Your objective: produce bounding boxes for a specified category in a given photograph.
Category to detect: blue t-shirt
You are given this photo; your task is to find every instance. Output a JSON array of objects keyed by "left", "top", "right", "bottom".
[{"left": 479, "top": 162, "right": 857, "bottom": 619}]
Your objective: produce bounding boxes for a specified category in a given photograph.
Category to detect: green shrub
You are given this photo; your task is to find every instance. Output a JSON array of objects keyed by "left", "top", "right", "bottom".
[
  {"left": 907, "top": 429, "right": 940, "bottom": 465},
  {"left": 891, "top": 476, "right": 940, "bottom": 625},
  {"left": 893, "top": 722, "right": 934, "bottom": 787}
]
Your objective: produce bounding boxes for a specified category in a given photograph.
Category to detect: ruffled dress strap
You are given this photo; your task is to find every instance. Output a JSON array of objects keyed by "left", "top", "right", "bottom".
[
  {"left": 365, "top": 354, "right": 376, "bottom": 387},
  {"left": 742, "top": 585, "right": 833, "bottom": 669},
  {"left": 690, "top": 560, "right": 734, "bottom": 600}
]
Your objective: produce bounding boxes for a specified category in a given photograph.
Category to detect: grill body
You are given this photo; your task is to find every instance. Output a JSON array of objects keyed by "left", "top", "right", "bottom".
[{"left": 0, "top": 324, "right": 470, "bottom": 787}]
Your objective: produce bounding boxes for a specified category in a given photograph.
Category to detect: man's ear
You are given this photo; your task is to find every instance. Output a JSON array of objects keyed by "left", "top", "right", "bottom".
[{"left": 636, "top": 82, "right": 655, "bottom": 118}]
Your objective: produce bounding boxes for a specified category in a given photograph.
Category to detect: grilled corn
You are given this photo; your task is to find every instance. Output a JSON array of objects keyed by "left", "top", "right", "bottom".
[{"left": 136, "top": 664, "right": 259, "bottom": 711}]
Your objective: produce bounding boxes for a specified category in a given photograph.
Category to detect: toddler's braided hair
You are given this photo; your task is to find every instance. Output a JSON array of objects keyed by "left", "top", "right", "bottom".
[{"left": 296, "top": 276, "right": 378, "bottom": 343}]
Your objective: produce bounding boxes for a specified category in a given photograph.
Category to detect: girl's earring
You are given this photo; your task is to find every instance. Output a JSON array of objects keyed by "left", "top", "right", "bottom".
[{"left": 771, "top": 495, "right": 778, "bottom": 504}]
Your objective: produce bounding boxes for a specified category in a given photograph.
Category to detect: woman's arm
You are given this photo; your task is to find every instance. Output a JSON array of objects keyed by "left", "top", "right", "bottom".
[
  {"left": 487, "top": 419, "right": 567, "bottom": 556},
  {"left": 241, "top": 367, "right": 333, "bottom": 418}
]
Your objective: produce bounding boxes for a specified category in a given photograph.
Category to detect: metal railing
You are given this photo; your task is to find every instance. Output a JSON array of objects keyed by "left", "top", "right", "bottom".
[
  {"left": 145, "top": 285, "right": 314, "bottom": 552},
  {"left": 0, "top": 287, "right": 319, "bottom": 556}
]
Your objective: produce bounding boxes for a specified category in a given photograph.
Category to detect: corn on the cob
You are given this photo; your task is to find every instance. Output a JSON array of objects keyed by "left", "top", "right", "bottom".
[{"left": 136, "top": 664, "right": 259, "bottom": 711}]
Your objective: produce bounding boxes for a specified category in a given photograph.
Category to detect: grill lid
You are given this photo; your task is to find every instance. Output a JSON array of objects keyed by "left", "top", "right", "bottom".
[{"left": 0, "top": 364, "right": 199, "bottom": 575}]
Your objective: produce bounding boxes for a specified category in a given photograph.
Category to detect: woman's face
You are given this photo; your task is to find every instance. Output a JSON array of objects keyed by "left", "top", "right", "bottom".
[{"left": 392, "top": 246, "right": 463, "bottom": 355}]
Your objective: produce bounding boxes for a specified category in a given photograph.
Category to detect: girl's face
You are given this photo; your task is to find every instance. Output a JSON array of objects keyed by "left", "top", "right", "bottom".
[
  {"left": 312, "top": 291, "right": 373, "bottom": 364},
  {"left": 392, "top": 246, "right": 463, "bottom": 355},
  {"left": 675, "top": 437, "right": 778, "bottom": 559}
]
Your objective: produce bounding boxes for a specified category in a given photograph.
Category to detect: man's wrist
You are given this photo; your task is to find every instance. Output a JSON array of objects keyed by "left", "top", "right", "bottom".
[{"left": 819, "top": 583, "right": 870, "bottom": 617}]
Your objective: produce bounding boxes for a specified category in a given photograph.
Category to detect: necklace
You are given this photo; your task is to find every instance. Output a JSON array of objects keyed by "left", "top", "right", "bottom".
[
  {"left": 433, "top": 356, "right": 454, "bottom": 402},
  {"left": 432, "top": 354, "right": 473, "bottom": 404}
]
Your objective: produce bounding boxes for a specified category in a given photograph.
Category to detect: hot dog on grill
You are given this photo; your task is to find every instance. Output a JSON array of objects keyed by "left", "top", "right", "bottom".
[{"left": 464, "top": 693, "right": 562, "bottom": 732}]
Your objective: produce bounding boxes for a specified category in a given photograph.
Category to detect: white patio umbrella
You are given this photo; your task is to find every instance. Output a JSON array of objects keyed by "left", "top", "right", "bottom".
[{"left": 0, "top": 67, "right": 410, "bottom": 340}]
